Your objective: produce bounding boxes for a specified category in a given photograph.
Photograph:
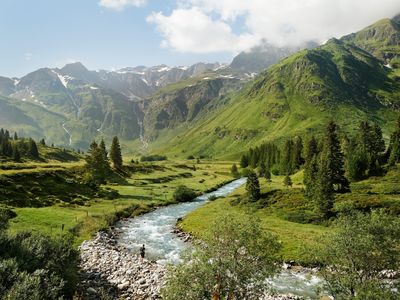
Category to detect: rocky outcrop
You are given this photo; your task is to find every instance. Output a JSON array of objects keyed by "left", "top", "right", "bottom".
[{"left": 78, "top": 231, "right": 166, "bottom": 300}]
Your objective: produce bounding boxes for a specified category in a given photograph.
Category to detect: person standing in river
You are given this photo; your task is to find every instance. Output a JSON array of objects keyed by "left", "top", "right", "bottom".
[{"left": 140, "top": 244, "right": 145, "bottom": 261}]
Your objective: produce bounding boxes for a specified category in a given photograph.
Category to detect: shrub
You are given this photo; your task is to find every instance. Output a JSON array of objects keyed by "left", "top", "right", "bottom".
[
  {"left": 140, "top": 155, "right": 167, "bottom": 162},
  {"left": 173, "top": 185, "right": 197, "bottom": 202}
]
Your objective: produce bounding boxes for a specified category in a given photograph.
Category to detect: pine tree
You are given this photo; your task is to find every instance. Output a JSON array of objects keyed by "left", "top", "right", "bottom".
[
  {"left": 303, "top": 136, "right": 319, "bottom": 200},
  {"left": 246, "top": 170, "right": 261, "bottom": 201},
  {"left": 283, "top": 175, "right": 292, "bottom": 188},
  {"left": 388, "top": 116, "right": 400, "bottom": 166},
  {"left": 314, "top": 151, "right": 334, "bottom": 217},
  {"left": 12, "top": 145, "right": 21, "bottom": 162},
  {"left": 292, "top": 136, "right": 304, "bottom": 170},
  {"left": 323, "top": 122, "right": 350, "bottom": 193},
  {"left": 85, "top": 140, "right": 110, "bottom": 185},
  {"left": 281, "top": 139, "right": 294, "bottom": 175},
  {"left": 39, "top": 138, "right": 46, "bottom": 146},
  {"left": 265, "top": 168, "right": 271, "bottom": 182},
  {"left": 240, "top": 154, "right": 249, "bottom": 168},
  {"left": 110, "top": 136, "right": 123, "bottom": 170},
  {"left": 13, "top": 132, "right": 18, "bottom": 140},
  {"left": 231, "top": 164, "right": 239, "bottom": 178},
  {"left": 28, "top": 139, "right": 39, "bottom": 159},
  {"left": 258, "top": 161, "right": 267, "bottom": 177}
]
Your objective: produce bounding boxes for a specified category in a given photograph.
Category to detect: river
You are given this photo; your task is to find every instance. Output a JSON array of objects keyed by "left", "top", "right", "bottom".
[{"left": 115, "top": 178, "right": 322, "bottom": 299}]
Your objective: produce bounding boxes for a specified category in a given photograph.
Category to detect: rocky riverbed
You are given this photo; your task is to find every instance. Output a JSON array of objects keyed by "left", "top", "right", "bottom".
[
  {"left": 78, "top": 230, "right": 166, "bottom": 299},
  {"left": 77, "top": 230, "right": 306, "bottom": 300}
]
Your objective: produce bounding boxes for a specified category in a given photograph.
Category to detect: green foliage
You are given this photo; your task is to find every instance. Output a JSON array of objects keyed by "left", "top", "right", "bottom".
[
  {"left": 162, "top": 213, "right": 281, "bottom": 300},
  {"left": 140, "top": 154, "right": 167, "bottom": 162},
  {"left": 245, "top": 170, "right": 261, "bottom": 201},
  {"left": 0, "top": 214, "right": 78, "bottom": 299},
  {"left": 388, "top": 116, "right": 400, "bottom": 166},
  {"left": 84, "top": 140, "right": 111, "bottom": 185},
  {"left": 283, "top": 175, "right": 293, "bottom": 188},
  {"left": 173, "top": 185, "right": 197, "bottom": 202},
  {"left": 110, "top": 136, "right": 123, "bottom": 170},
  {"left": 317, "top": 210, "right": 400, "bottom": 299},
  {"left": 230, "top": 163, "right": 239, "bottom": 178},
  {"left": 240, "top": 154, "right": 249, "bottom": 168}
]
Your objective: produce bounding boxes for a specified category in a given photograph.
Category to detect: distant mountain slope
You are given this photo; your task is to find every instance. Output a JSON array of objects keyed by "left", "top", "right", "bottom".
[
  {"left": 341, "top": 17, "right": 400, "bottom": 67},
  {"left": 148, "top": 32, "right": 400, "bottom": 159},
  {"left": 230, "top": 41, "right": 317, "bottom": 73}
]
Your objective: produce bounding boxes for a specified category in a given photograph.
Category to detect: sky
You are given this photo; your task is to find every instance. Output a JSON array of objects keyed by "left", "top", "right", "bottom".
[{"left": 0, "top": 0, "right": 399, "bottom": 77}]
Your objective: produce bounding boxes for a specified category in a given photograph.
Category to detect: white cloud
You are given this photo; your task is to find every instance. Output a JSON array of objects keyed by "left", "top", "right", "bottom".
[
  {"left": 99, "top": 0, "right": 147, "bottom": 11},
  {"left": 149, "top": 0, "right": 400, "bottom": 53},
  {"left": 147, "top": 8, "right": 259, "bottom": 53}
]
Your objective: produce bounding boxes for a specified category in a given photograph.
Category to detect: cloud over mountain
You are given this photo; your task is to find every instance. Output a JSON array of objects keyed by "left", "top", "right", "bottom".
[{"left": 148, "top": 0, "right": 400, "bottom": 53}]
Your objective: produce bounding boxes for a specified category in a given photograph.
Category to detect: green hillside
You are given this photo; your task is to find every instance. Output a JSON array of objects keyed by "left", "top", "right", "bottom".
[{"left": 146, "top": 25, "right": 400, "bottom": 159}]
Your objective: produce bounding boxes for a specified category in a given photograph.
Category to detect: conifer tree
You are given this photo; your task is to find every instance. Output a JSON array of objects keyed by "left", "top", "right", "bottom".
[
  {"left": 303, "top": 136, "right": 319, "bottom": 200},
  {"left": 13, "top": 132, "right": 18, "bottom": 140},
  {"left": 292, "top": 136, "right": 304, "bottom": 170},
  {"left": 39, "top": 138, "right": 46, "bottom": 146},
  {"left": 231, "top": 163, "right": 239, "bottom": 178},
  {"left": 246, "top": 170, "right": 261, "bottom": 201},
  {"left": 258, "top": 161, "right": 267, "bottom": 177},
  {"left": 323, "top": 122, "right": 350, "bottom": 193},
  {"left": 283, "top": 174, "right": 292, "bottom": 188},
  {"left": 85, "top": 140, "right": 110, "bottom": 185},
  {"left": 314, "top": 151, "right": 334, "bottom": 217},
  {"left": 388, "top": 116, "right": 400, "bottom": 166},
  {"left": 28, "top": 139, "right": 39, "bottom": 159},
  {"left": 265, "top": 168, "right": 271, "bottom": 182},
  {"left": 12, "top": 145, "right": 21, "bottom": 162},
  {"left": 281, "top": 139, "right": 294, "bottom": 175},
  {"left": 240, "top": 154, "right": 249, "bottom": 168},
  {"left": 110, "top": 136, "right": 123, "bottom": 170}
]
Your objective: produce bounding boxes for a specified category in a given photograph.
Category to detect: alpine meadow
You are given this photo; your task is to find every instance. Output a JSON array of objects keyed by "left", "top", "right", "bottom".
[{"left": 0, "top": 2, "right": 400, "bottom": 300}]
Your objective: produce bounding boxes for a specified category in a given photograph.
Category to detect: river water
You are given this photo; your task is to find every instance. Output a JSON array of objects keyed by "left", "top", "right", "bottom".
[{"left": 116, "top": 178, "right": 322, "bottom": 299}]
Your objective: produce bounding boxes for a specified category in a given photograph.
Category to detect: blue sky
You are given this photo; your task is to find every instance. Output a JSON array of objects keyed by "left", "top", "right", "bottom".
[
  {"left": 0, "top": 0, "right": 398, "bottom": 77},
  {"left": 0, "top": 0, "right": 233, "bottom": 77}
]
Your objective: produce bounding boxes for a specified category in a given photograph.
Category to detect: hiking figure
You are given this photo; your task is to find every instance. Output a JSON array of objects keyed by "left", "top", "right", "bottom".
[{"left": 140, "top": 244, "right": 145, "bottom": 261}]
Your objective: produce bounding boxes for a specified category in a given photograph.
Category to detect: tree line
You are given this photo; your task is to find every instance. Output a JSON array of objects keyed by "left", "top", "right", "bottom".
[
  {"left": 240, "top": 117, "right": 400, "bottom": 218},
  {"left": 0, "top": 128, "right": 40, "bottom": 161}
]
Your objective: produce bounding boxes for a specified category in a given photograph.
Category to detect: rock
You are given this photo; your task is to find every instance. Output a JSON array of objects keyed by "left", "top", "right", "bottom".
[{"left": 87, "top": 287, "right": 97, "bottom": 294}]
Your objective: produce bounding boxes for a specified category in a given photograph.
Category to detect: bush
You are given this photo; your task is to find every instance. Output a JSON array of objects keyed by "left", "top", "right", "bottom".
[
  {"left": 173, "top": 185, "right": 197, "bottom": 202},
  {"left": 140, "top": 155, "right": 167, "bottom": 162},
  {"left": 186, "top": 155, "right": 195, "bottom": 160}
]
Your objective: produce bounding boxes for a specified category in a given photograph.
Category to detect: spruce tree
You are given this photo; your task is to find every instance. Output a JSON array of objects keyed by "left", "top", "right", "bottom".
[
  {"left": 258, "top": 161, "right": 267, "bottom": 177},
  {"left": 85, "top": 140, "right": 110, "bottom": 185},
  {"left": 12, "top": 145, "right": 21, "bottom": 162},
  {"left": 388, "top": 116, "right": 400, "bottom": 166},
  {"left": 265, "top": 168, "right": 271, "bottom": 182},
  {"left": 281, "top": 139, "right": 294, "bottom": 175},
  {"left": 314, "top": 151, "right": 334, "bottom": 217},
  {"left": 303, "top": 136, "right": 319, "bottom": 200},
  {"left": 231, "top": 163, "right": 239, "bottom": 178},
  {"left": 283, "top": 175, "right": 292, "bottom": 188},
  {"left": 246, "top": 170, "right": 261, "bottom": 201},
  {"left": 13, "top": 132, "right": 18, "bottom": 140},
  {"left": 292, "top": 136, "right": 304, "bottom": 170},
  {"left": 240, "top": 154, "right": 249, "bottom": 168},
  {"left": 39, "top": 138, "right": 46, "bottom": 146},
  {"left": 28, "top": 139, "right": 39, "bottom": 159},
  {"left": 110, "top": 136, "right": 123, "bottom": 170},
  {"left": 323, "top": 122, "right": 350, "bottom": 193}
]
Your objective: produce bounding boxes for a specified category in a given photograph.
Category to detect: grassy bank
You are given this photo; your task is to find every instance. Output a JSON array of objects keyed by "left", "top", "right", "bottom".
[{"left": 7, "top": 159, "right": 234, "bottom": 247}]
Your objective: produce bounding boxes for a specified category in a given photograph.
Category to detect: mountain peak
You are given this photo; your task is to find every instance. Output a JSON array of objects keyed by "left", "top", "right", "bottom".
[{"left": 61, "top": 62, "right": 88, "bottom": 73}]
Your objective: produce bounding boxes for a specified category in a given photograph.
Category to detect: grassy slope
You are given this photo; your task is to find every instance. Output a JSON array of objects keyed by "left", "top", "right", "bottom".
[
  {"left": 146, "top": 25, "right": 400, "bottom": 159},
  {"left": 180, "top": 165, "right": 400, "bottom": 264},
  {"left": 7, "top": 159, "right": 234, "bottom": 246}
]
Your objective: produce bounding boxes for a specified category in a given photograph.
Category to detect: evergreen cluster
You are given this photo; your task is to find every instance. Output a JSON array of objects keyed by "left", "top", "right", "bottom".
[
  {"left": 240, "top": 142, "right": 280, "bottom": 173},
  {"left": 0, "top": 128, "right": 40, "bottom": 161},
  {"left": 303, "top": 122, "right": 350, "bottom": 216},
  {"left": 84, "top": 136, "right": 123, "bottom": 185}
]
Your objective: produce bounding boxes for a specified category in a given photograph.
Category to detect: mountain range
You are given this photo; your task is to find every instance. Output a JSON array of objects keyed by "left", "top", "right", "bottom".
[{"left": 0, "top": 16, "right": 399, "bottom": 157}]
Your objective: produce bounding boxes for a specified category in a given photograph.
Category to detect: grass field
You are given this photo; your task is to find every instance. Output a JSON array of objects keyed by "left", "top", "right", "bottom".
[{"left": 7, "top": 159, "right": 234, "bottom": 247}]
